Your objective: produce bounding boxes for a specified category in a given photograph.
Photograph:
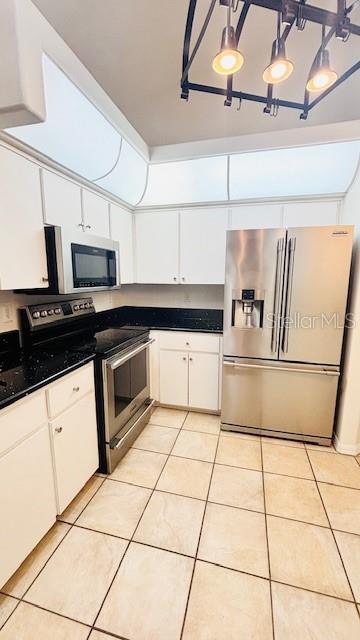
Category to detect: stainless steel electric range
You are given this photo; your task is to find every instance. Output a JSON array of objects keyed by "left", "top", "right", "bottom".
[{"left": 20, "top": 297, "right": 154, "bottom": 473}]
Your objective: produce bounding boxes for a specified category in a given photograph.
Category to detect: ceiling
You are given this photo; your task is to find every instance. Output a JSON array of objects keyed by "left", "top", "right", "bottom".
[{"left": 32, "top": 0, "right": 360, "bottom": 148}]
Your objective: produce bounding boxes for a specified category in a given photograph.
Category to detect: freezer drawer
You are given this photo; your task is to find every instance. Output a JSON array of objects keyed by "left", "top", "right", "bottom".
[{"left": 221, "top": 358, "right": 339, "bottom": 439}]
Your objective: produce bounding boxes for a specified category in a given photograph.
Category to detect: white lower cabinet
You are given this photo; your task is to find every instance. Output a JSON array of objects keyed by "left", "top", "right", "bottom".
[
  {"left": 154, "top": 331, "right": 221, "bottom": 412},
  {"left": 50, "top": 392, "right": 99, "bottom": 514},
  {"left": 188, "top": 352, "right": 219, "bottom": 411},
  {"left": 159, "top": 350, "right": 188, "bottom": 407},
  {"left": 0, "top": 424, "right": 57, "bottom": 588}
]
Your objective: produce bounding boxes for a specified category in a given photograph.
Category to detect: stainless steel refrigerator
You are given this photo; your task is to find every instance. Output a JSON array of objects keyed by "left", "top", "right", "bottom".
[{"left": 221, "top": 225, "right": 353, "bottom": 445}]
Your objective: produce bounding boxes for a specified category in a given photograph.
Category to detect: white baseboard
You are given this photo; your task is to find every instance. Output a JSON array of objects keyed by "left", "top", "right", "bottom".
[{"left": 334, "top": 434, "right": 360, "bottom": 456}]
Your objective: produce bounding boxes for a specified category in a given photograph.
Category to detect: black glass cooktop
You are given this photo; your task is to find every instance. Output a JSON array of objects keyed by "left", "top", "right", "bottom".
[{"left": 75, "top": 326, "right": 149, "bottom": 358}]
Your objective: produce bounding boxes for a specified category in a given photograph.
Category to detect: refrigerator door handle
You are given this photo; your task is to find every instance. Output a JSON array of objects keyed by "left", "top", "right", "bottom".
[
  {"left": 223, "top": 361, "right": 339, "bottom": 376},
  {"left": 281, "top": 237, "right": 296, "bottom": 353},
  {"left": 271, "top": 237, "right": 285, "bottom": 353}
]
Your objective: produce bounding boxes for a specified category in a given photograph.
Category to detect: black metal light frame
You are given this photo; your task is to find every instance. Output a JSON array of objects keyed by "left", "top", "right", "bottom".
[{"left": 181, "top": 0, "right": 360, "bottom": 119}]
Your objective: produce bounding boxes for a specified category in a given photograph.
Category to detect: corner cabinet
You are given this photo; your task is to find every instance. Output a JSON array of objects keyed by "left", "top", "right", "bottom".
[
  {"left": 152, "top": 331, "right": 221, "bottom": 412},
  {"left": 0, "top": 146, "right": 48, "bottom": 290}
]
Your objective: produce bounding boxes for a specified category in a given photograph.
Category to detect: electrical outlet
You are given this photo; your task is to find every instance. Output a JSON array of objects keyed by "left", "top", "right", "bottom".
[{"left": 0, "top": 304, "right": 13, "bottom": 324}]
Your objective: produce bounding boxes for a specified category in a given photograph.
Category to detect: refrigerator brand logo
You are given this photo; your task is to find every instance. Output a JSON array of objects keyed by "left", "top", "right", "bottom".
[
  {"left": 332, "top": 231, "right": 349, "bottom": 236},
  {"left": 266, "top": 312, "right": 355, "bottom": 330}
]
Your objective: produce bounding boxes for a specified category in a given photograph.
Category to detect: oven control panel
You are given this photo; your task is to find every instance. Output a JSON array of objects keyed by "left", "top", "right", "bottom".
[{"left": 24, "top": 297, "right": 95, "bottom": 329}]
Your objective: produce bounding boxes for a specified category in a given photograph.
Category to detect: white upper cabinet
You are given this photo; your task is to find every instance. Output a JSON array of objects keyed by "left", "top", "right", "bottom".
[
  {"left": 283, "top": 201, "right": 339, "bottom": 227},
  {"left": 110, "top": 204, "right": 134, "bottom": 284},
  {"left": 0, "top": 146, "right": 48, "bottom": 290},
  {"left": 82, "top": 189, "right": 110, "bottom": 238},
  {"left": 135, "top": 211, "right": 179, "bottom": 284},
  {"left": 229, "top": 142, "right": 360, "bottom": 200},
  {"left": 96, "top": 140, "right": 148, "bottom": 206},
  {"left": 180, "top": 208, "right": 228, "bottom": 284},
  {"left": 42, "top": 169, "right": 83, "bottom": 229},
  {"left": 141, "top": 156, "right": 228, "bottom": 206},
  {"left": 6, "top": 56, "right": 121, "bottom": 182},
  {"left": 230, "top": 204, "right": 283, "bottom": 230}
]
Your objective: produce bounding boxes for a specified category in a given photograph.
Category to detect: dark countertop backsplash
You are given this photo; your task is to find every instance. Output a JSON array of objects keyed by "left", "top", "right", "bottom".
[{"left": 0, "top": 305, "right": 223, "bottom": 411}]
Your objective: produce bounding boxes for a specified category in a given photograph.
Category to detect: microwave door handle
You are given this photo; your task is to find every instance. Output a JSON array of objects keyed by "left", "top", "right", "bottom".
[
  {"left": 281, "top": 237, "right": 296, "bottom": 354},
  {"left": 271, "top": 237, "right": 284, "bottom": 353},
  {"left": 107, "top": 338, "right": 155, "bottom": 370}
]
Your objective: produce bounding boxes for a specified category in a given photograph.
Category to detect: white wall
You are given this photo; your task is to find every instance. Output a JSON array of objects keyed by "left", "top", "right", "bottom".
[
  {"left": 335, "top": 162, "right": 360, "bottom": 454},
  {"left": 113, "top": 285, "right": 224, "bottom": 310}
]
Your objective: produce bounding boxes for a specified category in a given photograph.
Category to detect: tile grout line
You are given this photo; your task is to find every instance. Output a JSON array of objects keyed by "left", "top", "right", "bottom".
[
  {"left": 304, "top": 446, "right": 360, "bottom": 617},
  {"left": 260, "top": 438, "right": 276, "bottom": 640},
  {"left": 90, "top": 410, "right": 191, "bottom": 639},
  {"left": 0, "top": 475, "right": 107, "bottom": 633},
  {"left": 179, "top": 424, "right": 222, "bottom": 640}
]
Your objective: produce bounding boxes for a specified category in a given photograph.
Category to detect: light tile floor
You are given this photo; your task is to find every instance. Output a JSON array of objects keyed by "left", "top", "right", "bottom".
[{"left": 1, "top": 409, "right": 360, "bottom": 639}]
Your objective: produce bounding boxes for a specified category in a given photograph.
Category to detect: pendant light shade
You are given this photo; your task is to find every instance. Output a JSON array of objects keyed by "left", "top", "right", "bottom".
[
  {"left": 263, "top": 40, "right": 293, "bottom": 84},
  {"left": 212, "top": 25, "right": 244, "bottom": 76},
  {"left": 306, "top": 49, "right": 338, "bottom": 92}
]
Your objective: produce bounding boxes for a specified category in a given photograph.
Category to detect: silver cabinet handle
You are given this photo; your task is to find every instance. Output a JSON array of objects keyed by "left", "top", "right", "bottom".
[
  {"left": 55, "top": 427, "right": 63, "bottom": 433},
  {"left": 108, "top": 338, "right": 155, "bottom": 370},
  {"left": 281, "top": 237, "right": 296, "bottom": 354},
  {"left": 73, "top": 386, "right": 80, "bottom": 392},
  {"left": 271, "top": 237, "right": 284, "bottom": 353},
  {"left": 223, "top": 361, "right": 339, "bottom": 376}
]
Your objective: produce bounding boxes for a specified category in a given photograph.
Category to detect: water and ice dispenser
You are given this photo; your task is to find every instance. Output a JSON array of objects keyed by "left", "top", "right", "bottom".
[{"left": 232, "top": 289, "right": 264, "bottom": 329}]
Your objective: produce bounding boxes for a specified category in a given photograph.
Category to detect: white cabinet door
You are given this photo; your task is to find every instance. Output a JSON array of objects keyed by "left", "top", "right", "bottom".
[
  {"left": 0, "top": 426, "right": 57, "bottom": 588},
  {"left": 50, "top": 392, "right": 99, "bottom": 514},
  {"left": 0, "top": 147, "right": 48, "bottom": 290},
  {"left": 82, "top": 189, "right": 110, "bottom": 238},
  {"left": 135, "top": 211, "right": 179, "bottom": 284},
  {"left": 110, "top": 203, "right": 134, "bottom": 283},
  {"left": 42, "top": 170, "right": 83, "bottom": 229},
  {"left": 159, "top": 350, "right": 188, "bottom": 407},
  {"left": 188, "top": 352, "right": 219, "bottom": 411},
  {"left": 180, "top": 208, "right": 228, "bottom": 284},
  {"left": 230, "top": 204, "right": 282, "bottom": 230},
  {"left": 283, "top": 201, "right": 339, "bottom": 227}
]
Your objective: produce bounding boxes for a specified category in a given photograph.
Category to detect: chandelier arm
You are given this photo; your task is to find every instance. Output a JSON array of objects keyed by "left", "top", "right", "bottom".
[
  {"left": 226, "top": 0, "right": 253, "bottom": 107},
  {"left": 181, "top": 0, "right": 217, "bottom": 88},
  {"left": 308, "top": 60, "right": 360, "bottom": 110},
  {"left": 187, "top": 81, "right": 305, "bottom": 109},
  {"left": 264, "top": 18, "right": 295, "bottom": 113}
]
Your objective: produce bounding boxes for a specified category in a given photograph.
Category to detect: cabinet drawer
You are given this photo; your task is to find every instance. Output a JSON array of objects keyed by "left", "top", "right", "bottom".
[
  {"left": 158, "top": 332, "right": 220, "bottom": 353},
  {"left": 47, "top": 363, "right": 94, "bottom": 418},
  {"left": 0, "top": 391, "right": 47, "bottom": 457}
]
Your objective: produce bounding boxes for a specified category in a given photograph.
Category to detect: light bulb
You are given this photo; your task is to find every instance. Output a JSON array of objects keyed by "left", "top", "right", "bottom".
[
  {"left": 306, "top": 49, "right": 338, "bottom": 92},
  {"left": 212, "top": 26, "right": 244, "bottom": 76},
  {"left": 263, "top": 58, "right": 293, "bottom": 84}
]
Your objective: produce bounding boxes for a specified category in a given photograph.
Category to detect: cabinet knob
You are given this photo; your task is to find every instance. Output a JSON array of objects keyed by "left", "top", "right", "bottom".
[
  {"left": 182, "top": 356, "right": 187, "bottom": 361},
  {"left": 78, "top": 223, "right": 84, "bottom": 228},
  {"left": 173, "top": 276, "right": 177, "bottom": 281},
  {"left": 86, "top": 225, "right": 92, "bottom": 229},
  {"left": 73, "top": 386, "right": 80, "bottom": 392},
  {"left": 186, "top": 342, "right": 190, "bottom": 346},
  {"left": 55, "top": 427, "right": 63, "bottom": 434},
  {"left": 189, "top": 357, "right": 193, "bottom": 361},
  {"left": 182, "top": 277, "right": 185, "bottom": 282},
  {"left": 42, "top": 277, "right": 49, "bottom": 283}
]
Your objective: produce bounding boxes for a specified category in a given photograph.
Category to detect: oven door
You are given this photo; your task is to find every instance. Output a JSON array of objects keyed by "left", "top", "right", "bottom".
[{"left": 103, "top": 338, "right": 154, "bottom": 445}]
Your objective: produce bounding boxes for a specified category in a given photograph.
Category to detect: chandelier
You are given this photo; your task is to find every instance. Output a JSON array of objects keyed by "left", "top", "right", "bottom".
[{"left": 180, "top": 0, "right": 360, "bottom": 119}]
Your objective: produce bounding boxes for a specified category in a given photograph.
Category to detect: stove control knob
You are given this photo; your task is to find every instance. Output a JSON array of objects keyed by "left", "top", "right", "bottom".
[
  {"left": 32, "top": 311, "right": 40, "bottom": 319},
  {"left": 54, "top": 308, "right": 61, "bottom": 315},
  {"left": 84, "top": 302, "right": 90, "bottom": 309},
  {"left": 79, "top": 304, "right": 85, "bottom": 310},
  {"left": 73, "top": 305, "right": 79, "bottom": 311},
  {"left": 47, "top": 309, "right": 54, "bottom": 316},
  {"left": 40, "top": 310, "right": 47, "bottom": 318}
]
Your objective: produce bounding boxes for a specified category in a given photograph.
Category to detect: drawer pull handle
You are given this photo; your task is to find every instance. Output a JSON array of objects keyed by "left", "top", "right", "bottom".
[
  {"left": 73, "top": 386, "right": 80, "bottom": 392},
  {"left": 55, "top": 427, "right": 63, "bottom": 434}
]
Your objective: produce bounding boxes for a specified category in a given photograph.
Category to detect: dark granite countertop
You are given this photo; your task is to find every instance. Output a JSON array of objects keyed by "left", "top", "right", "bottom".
[
  {"left": 0, "top": 347, "right": 95, "bottom": 411},
  {"left": 0, "top": 306, "right": 223, "bottom": 411}
]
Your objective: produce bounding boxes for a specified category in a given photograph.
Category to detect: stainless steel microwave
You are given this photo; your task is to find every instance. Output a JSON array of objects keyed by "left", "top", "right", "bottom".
[{"left": 20, "top": 226, "right": 120, "bottom": 295}]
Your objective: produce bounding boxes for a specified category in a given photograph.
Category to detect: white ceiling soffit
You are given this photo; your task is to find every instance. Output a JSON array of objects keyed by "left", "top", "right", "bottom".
[
  {"left": 140, "top": 141, "right": 360, "bottom": 207},
  {"left": 6, "top": 55, "right": 121, "bottom": 182},
  {"left": 141, "top": 156, "right": 228, "bottom": 206},
  {"left": 95, "top": 139, "right": 148, "bottom": 206}
]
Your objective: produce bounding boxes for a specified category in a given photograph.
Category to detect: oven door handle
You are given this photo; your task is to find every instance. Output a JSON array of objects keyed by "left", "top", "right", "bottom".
[{"left": 107, "top": 338, "right": 155, "bottom": 370}]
